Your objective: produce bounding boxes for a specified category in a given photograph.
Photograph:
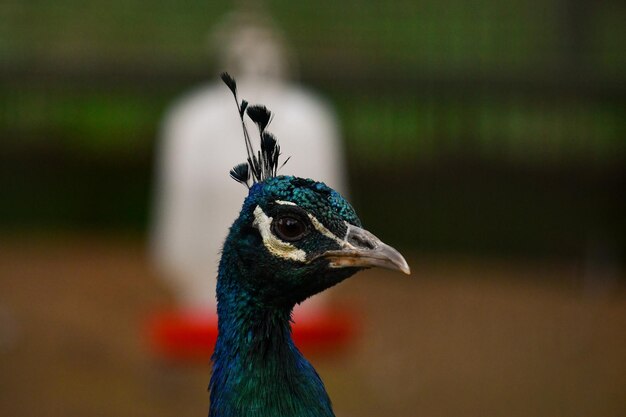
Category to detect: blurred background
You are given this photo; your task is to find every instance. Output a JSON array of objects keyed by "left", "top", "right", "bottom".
[{"left": 1, "top": 1, "right": 625, "bottom": 416}]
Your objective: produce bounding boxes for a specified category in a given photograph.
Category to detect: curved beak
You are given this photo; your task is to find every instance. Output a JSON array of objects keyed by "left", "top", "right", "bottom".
[{"left": 315, "top": 224, "right": 411, "bottom": 275}]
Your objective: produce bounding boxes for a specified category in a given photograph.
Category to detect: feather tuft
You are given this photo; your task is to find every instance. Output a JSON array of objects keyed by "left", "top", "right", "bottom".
[
  {"left": 229, "top": 162, "right": 250, "bottom": 187},
  {"left": 246, "top": 105, "right": 272, "bottom": 132},
  {"left": 220, "top": 72, "right": 237, "bottom": 96},
  {"left": 260, "top": 132, "right": 280, "bottom": 178},
  {"left": 260, "top": 131, "right": 277, "bottom": 153},
  {"left": 221, "top": 73, "right": 287, "bottom": 185},
  {"left": 239, "top": 100, "right": 249, "bottom": 118}
]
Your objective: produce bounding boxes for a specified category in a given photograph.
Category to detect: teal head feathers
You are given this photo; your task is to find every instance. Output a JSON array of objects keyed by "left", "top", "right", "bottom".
[{"left": 209, "top": 74, "right": 410, "bottom": 417}]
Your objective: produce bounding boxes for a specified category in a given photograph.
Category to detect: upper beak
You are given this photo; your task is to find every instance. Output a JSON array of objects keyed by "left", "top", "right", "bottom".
[{"left": 314, "top": 224, "right": 411, "bottom": 275}]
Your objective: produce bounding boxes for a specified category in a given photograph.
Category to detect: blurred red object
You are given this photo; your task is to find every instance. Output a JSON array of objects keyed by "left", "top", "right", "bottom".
[{"left": 146, "top": 307, "right": 359, "bottom": 362}]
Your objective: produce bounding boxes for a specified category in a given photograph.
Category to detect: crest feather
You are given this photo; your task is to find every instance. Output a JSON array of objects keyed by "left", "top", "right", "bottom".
[
  {"left": 229, "top": 162, "right": 250, "bottom": 186},
  {"left": 221, "top": 72, "right": 289, "bottom": 187},
  {"left": 246, "top": 105, "right": 272, "bottom": 132},
  {"left": 220, "top": 73, "right": 237, "bottom": 96}
]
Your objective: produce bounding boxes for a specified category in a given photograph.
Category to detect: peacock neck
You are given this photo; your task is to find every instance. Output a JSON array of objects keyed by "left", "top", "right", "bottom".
[{"left": 209, "top": 250, "right": 335, "bottom": 417}]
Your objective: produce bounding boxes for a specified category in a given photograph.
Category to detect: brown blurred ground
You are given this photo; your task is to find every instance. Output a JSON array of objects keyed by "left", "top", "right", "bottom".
[{"left": 0, "top": 236, "right": 624, "bottom": 417}]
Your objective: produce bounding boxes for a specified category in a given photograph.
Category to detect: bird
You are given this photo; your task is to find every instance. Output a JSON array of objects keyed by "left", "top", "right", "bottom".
[{"left": 209, "top": 73, "right": 410, "bottom": 417}]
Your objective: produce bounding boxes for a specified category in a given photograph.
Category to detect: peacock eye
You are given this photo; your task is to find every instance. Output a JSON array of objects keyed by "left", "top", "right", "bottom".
[{"left": 273, "top": 216, "right": 308, "bottom": 242}]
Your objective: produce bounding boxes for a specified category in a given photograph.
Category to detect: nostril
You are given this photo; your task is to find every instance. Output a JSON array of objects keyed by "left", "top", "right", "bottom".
[{"left": 349, "top": 234, "right": 376, "bottom": 250}]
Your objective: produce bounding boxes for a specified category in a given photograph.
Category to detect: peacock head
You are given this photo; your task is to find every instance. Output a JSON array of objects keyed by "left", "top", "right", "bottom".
[
  {"left": 219, "top": 73, "right": 409, "bottom": 307},
  {"left": 224, "top": 175, "right": 409, "bottom": 305}
]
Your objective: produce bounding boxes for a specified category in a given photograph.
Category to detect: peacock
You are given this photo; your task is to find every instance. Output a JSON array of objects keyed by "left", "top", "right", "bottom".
[{"left": 209, "top": 73, "right": 410, "bottom": 417}]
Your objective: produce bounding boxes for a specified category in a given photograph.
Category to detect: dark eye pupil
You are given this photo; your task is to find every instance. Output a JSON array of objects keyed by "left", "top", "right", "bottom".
[{"left": 275, "top": 217, "right": 306, "bottom": 241}]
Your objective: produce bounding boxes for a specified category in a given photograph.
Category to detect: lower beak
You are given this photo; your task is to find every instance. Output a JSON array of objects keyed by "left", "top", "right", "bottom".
[{"left": 316, "top": 224, "right": 411, "bottom": 275}]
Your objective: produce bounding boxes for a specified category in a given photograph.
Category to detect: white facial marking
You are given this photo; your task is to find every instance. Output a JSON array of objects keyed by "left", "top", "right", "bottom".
[
  {"left": 253, "top": 206, "right": 306, "bottom": 262},
  {"left": 275, "top": 200, "right": 297, "bottom": 206},
  {"left": 307, "top": 214, "right": 352, "bottom": 248},
  {"left": 276, "top": 201, "right": 353, "bottom": 248}
]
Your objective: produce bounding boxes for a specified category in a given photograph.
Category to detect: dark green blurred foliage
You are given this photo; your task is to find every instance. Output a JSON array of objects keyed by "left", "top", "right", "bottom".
[{"left": 1, "top": 0, "right": 624, "bottom": 261}]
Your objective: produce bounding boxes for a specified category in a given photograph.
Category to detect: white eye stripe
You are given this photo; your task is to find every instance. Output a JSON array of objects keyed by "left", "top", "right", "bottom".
[
  {"left": 275, "top": 200, "right": 297, "bottom": 206},
  {"left": 307, "top": 213, "right": 349, "bottom": 247},
  {"left": 274, "top": 200, "right": 352, "bottom": 248}
]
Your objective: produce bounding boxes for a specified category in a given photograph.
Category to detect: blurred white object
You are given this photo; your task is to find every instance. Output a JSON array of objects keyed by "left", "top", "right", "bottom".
[{"left": 151, "top": 11, "right": 348, "bottom": 313}]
